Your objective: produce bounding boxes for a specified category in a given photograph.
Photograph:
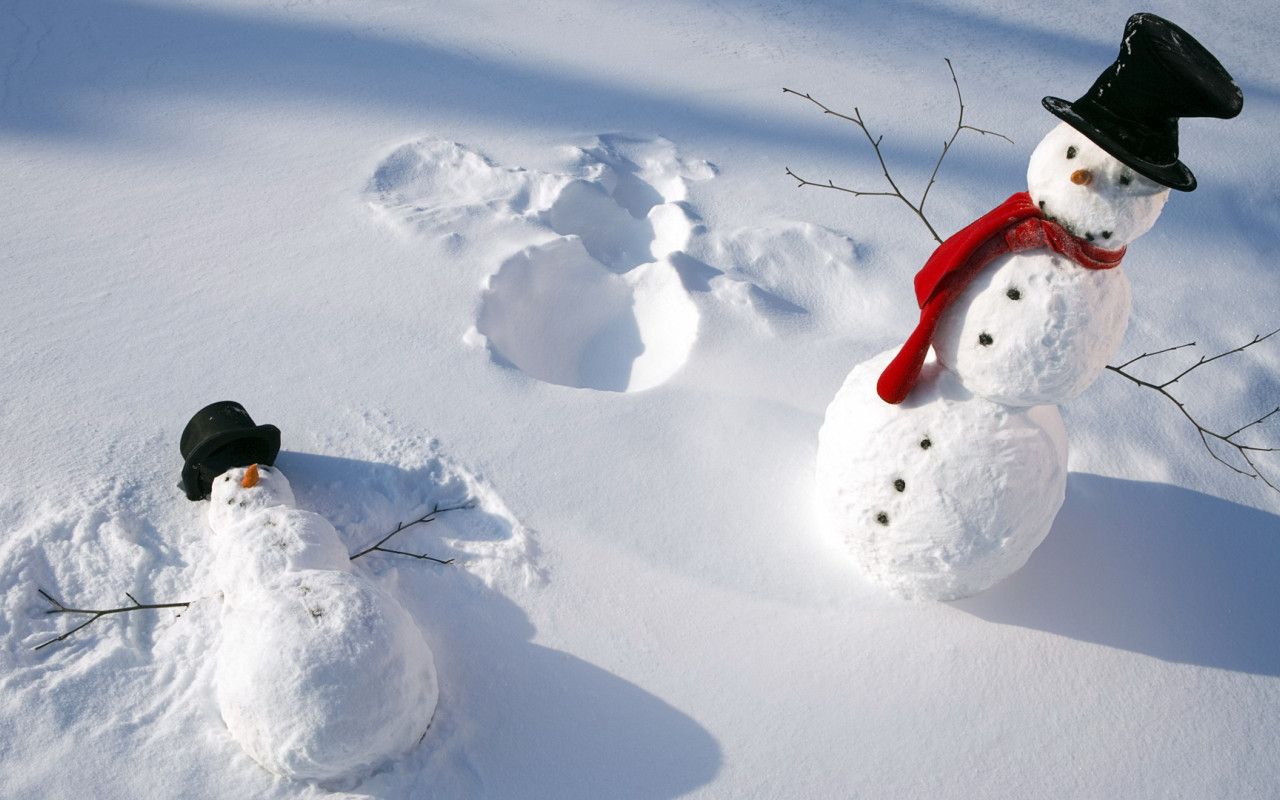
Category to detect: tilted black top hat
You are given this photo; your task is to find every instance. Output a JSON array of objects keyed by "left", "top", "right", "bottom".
[
  {"left": 1042, "top": 13, "right": 1243, "bottom": 192},
  {"left": 179, "top": 401, "right": 281, "bottom": 501}
]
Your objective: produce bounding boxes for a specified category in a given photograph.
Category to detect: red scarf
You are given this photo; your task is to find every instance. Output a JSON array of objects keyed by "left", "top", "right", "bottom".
[{"left": 876, "top": 192, "right": 1126, "bottom": 404}]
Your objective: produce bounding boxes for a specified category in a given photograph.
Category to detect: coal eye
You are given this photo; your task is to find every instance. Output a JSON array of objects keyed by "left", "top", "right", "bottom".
[
  {"left": 1066, "top": 146, "right": 1078, "bottom": 159},
  {"left": 1119, "top": 173, "right": 1133, "bottom": 186}
]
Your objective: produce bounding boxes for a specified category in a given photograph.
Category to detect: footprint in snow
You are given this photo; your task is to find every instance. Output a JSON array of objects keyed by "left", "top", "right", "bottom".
[{"left": 368, "top": 135, "right": 712, "bottom": 392}]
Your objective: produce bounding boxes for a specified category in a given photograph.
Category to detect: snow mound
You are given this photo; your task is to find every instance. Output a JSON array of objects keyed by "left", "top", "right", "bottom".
[
  {"left": 211, "top": 465, "right": 438, "bottom": 783},
  {"left": 703, "top": 220, "right": 879, "bottom": 332},
  {"left": 368, "top": 135, "right": 710, "bottom": 392},
  {"left": 478, "top": 240, "right": 697, "bottom": 392},
  {"left": 367, "top": 140, "right": 566, "bottom": 231}
]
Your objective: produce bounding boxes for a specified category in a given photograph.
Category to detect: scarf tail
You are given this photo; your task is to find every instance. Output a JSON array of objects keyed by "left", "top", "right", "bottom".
[{"left": 876, "top": 296, "right": 947, "bottom": 404}]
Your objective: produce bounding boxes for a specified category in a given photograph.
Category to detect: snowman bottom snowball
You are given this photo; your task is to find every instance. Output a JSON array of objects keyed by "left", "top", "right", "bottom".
[
  {"left": 209, "top": 464, "right": 439, "bottom": 782},
  {"left": 816, "top": 351, "right": 1068, "bottom": 601}
]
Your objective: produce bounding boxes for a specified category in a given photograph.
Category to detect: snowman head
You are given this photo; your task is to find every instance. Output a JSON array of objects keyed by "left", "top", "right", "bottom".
[
  {"left": 207, "top": 463, "right": 296, "bottom": 530},
  {"left": 1027, "top": 122, "right": 1171, "bottom": 248}
]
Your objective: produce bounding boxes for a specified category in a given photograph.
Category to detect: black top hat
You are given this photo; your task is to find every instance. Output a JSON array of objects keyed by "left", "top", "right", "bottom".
[
  {"left": 1042, "top": 13, "right": 1243, "bottom": 192},
  {"left": 179, "top": 401, "right": 281, "bottom": 501}
]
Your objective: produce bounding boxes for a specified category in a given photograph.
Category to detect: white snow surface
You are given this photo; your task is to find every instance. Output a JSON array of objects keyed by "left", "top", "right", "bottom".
[{"left": 2, "top": 1, "right": 1278, "bottom": 798}]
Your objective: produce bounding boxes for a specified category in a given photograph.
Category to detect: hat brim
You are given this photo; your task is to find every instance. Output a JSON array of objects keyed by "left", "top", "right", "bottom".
[
  {"left": 1042, "top": 96, "right": 1197, "bottom": 192},
  {"left": 180, "top": 424, "right": 281, "bottom": 500}
]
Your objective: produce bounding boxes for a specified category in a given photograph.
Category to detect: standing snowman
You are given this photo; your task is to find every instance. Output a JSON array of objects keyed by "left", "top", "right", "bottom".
[
  {"left": 815, "top": 14, "right": 1242, "bottom": 600},
  {"left": 180, "top": 402, "right": 438, "bottom": 782}
]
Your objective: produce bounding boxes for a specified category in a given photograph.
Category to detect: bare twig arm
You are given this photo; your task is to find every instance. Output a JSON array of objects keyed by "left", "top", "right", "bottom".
[
  {"left": 783, "top": 87, "right": 942, "bottom": 243},
  {"left": 920, "top": 59, "right": 1013, "bottom": 217},
  {"left": 783, "top": 167, "right": 898, "bottom": 199},
  {"left": 1112, "top": 341, "right": 1199, "bottom": 371},
  {"left": 1105, "top": 328, "right": 1280, "bottom": 492},
  {"left": 35, "top": 590, "right": 191, "bottom": 651},
  {"left": 783, "top": 62, "right": 1010, "bottom": 245},
  {"left": 1160, "top": 328, "right": 1279, "bottom": 388},
  {"left": 348, "top": 501, "right": 474, "bottom": 563}
]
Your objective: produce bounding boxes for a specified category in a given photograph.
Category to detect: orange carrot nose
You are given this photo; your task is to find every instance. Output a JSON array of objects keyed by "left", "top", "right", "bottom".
[
  {"left": 1070, "top": 169, "right": 1093, "bottom": 186},
  {"left": 241, "top": 464, "right": 260, "bottom": 488}
]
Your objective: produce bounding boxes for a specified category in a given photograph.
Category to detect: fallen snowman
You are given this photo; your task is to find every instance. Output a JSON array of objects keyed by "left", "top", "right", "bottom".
[
  {"left": 815, "top": 14, "right": 1243, "bottom": 600},
  {"left": 180, "top": 401, "right": 438, "bottom": 782}
]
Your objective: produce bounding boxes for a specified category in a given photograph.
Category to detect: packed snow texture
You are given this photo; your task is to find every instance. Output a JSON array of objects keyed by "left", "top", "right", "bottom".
[
  {"left": 2, "top": 1, "right": 1278, "bottom": 798},
  {"left": 816, "top": 351, "right": 1069, "bottom": 600},
  {"left": 209, "top": 465, "right": 437, "bottom": 782},
  {"left": 931, "top": 251, "right": 1133, "bottom": 407}
]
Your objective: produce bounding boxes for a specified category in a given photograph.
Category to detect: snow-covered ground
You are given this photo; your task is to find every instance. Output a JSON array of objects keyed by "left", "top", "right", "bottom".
[{"left": 2, "top": 1, "right": 1277, "bottom": 797}]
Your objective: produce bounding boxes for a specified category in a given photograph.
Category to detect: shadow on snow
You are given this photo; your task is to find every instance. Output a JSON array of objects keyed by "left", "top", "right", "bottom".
[
  {"left": 954, "top": 473, "right": 1280, "bottom": 677},
  {"left": 276, "top": 450, "right": 723, "bottom": 799}
]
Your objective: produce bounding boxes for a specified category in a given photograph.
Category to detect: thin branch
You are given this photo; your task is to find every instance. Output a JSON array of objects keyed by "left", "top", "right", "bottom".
[
  {"left": 784, "top": 61, "right": 1011, "bottom": 245},
  {"left": 1227, "top": 406, "right": 1280, "bottom": 440},
  {"left": 783, "top": 88, "right": 938, "bottom": 242},
  {"left": 35, "top": 589, "right": 190, "bottom": 651},
  {"left": 1159, "top": 328, "right": 1280, "bottom": 389},
  {"left": 1112, "top": 341, "right": 1198, "bottom": 371},
  {"left": 920, "top": 59, "right": 1015, "bottom": 218},
  {"left": 783, "top": 168, "right": 898, "bottom": 199},
  {"left": 1106, "top": 328, "right": 1280, "bottom": 492},
  {"left": 348, "top": 502, "right": 474, "bottom": 563}
]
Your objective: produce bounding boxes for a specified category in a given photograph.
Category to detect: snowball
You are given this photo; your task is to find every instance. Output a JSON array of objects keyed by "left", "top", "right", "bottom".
[
  {"left": 216, "top": 569, "right": 438, "bottom": 782},
  {"left": 1027, "top": 122, "right": 1169, "bottom": 248},
  {"left": 208, "top": 465, "right": 438, "bottom": 781},
  {"left": 931, "top": 250, "right": 1132, "bottom": 406},
  {"left": 208, "top": 464, "right": 298, "bottom": 533},
  {"left": 815, "top": 350, "right": 1068, "bottom": 600}
]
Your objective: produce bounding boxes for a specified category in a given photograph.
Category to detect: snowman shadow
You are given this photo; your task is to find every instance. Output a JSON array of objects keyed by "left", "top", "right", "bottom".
[
  {"left": 271, "top": 451, "right": 722, "bottom": 798},
  {"left": 392, "top": 577, "right": 724, "bottom": 800},
  {"left": 953, "top": 473, "right": 1280, "bottom": 676}
]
